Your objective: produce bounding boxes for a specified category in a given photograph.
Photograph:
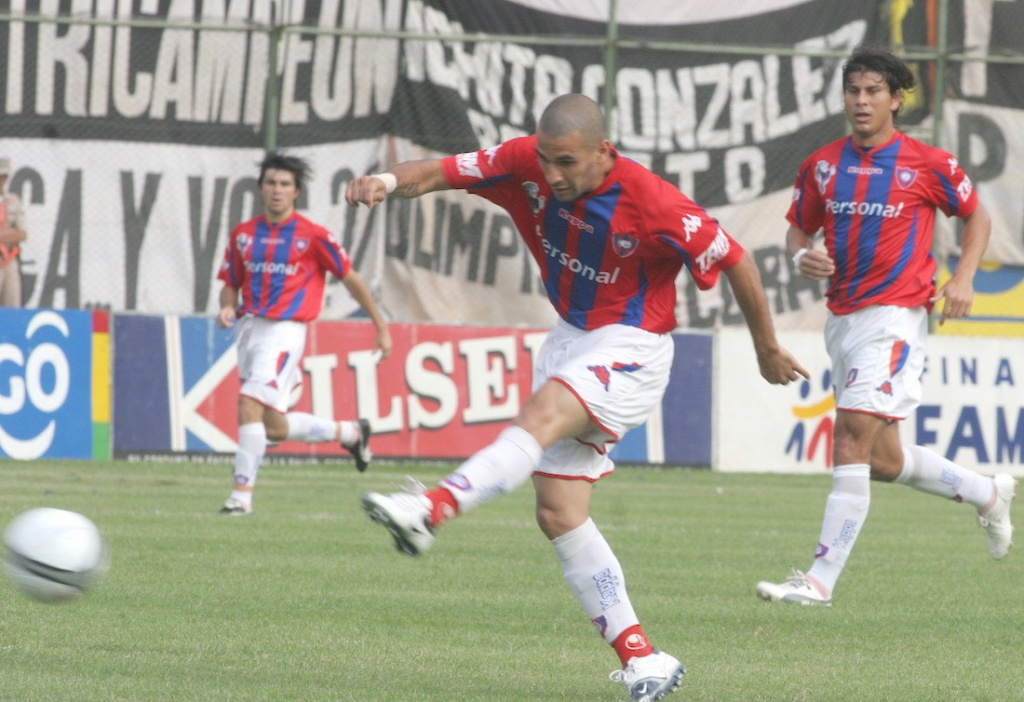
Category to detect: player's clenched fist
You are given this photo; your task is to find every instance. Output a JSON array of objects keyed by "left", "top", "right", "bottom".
[{"left": 345, "top": 174, "right": 392, "bottom": 209}]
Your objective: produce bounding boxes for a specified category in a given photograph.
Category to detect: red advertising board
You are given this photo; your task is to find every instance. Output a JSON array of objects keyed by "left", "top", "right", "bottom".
[{"left": 187, "top": 320, "right": 547, "bottom": 460}]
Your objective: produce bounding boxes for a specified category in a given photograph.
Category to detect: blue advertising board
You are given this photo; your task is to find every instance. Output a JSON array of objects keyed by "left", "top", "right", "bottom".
[{"left": 0, "top": 308, "right": 96, "bottom": 459}]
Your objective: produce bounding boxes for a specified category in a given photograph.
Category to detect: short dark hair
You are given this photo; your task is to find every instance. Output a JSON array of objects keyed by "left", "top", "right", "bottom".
[
  {"left": 843, "top": 46, "right": 916, "bottom": 118},
  {"left": 258, "top": 152, "right": 311, "bottom": 192}
]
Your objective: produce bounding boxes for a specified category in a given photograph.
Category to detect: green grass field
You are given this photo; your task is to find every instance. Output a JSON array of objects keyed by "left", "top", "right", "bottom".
[{"left": 0, "top": 459, "right": 1021, "bottom": 701}]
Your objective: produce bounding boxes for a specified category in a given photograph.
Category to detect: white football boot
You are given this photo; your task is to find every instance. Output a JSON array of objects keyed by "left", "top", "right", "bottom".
[
  {"left": 361, "top": 478, "right": 435, "bottom": 556},
  {"left": 977, "top": 473, "right": 1017, "bottom": 559},
  {"left": 609, "top": 650, "right": 686, "bottom": 702},
  {"left": 219, "top": 497, "right": 252, "bottom": 516},
  {"left": 756, "top": 569, "right": 832, "bottom": 606}
]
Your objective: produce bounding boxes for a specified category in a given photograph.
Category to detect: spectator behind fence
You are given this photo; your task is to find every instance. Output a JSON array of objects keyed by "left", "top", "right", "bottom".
[{"left": 0, "top": 158, "right": 27, "bottom": 307}]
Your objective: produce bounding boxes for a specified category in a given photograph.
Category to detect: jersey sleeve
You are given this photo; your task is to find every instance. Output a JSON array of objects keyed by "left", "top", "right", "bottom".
[
  {"left": 217, "top": 226, "right": 245, "bottom": 289},
  {"left": 440, "top": 137, "right": 527, "bottom": 193},
  {"left": 785, "top": 155, "right": 825, "bottom": 234},
  {"left": 653, "top": 188, "right": 745, "bottom": 291},
  {"left": 925, "top": 148, "right": 979, "bottom": 219},
  {"left": 313, "top": 227, "right": 352, "bottom": 280}
]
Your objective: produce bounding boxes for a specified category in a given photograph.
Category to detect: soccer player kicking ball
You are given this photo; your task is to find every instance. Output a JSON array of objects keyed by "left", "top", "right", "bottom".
[
  {"left": 216, "top": 153, "right": 392, "bottom": 516},
  {"left": 347, "top": 94, "right": 808, "bottom": 700},
  {"left": 756, "top": 46, "right": 1016, "bottom": 607}
]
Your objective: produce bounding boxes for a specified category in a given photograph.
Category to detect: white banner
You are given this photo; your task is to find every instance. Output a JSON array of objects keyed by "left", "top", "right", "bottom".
[
  {"left": 715, "top": 328, "right": 1024, "bottom": 475},
  {"left": 6, "top": 139, "right": 384, "bottom": 319},
  {"left": 938, "top": 100, "right": 1024, "bottom": 265}
]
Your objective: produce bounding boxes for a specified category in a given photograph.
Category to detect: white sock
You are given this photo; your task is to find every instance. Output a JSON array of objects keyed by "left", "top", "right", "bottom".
[
  {"left": 894, "top": 445, "right": 995, "bottom": 510},
  {"left": 551, "top": 518, "right": 639, "bottom": 645},
  {"left": 442, "top": 426, "right": 543, "bottom": 514},
  {"left": 806, "top": 463, "right": 871, "bottom": 596},
  {"left": 231, "top": 422, "right": 267, "bottom": 507},
  {"left": 338, "top": 420, "right": 360, "bottom": 446},
  {"left": 285, "top": 412, "right": 340, "bottom": 443}
]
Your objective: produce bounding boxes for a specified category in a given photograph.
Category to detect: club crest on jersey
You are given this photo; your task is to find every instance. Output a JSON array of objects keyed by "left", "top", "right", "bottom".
[
  {"left": 522, "top": 181, "right": 546, "bottom": 215},
  {"left": 612, "top": 233, "right": 638, "bottom": 258},
  {"left": 236, "top": 233, "right": 253, "bottom": 253},
  {"left": 876, "top": 380, "right": 894, "bottom": 396},
  {"left": 814, "top": 159, "right": 836, "bottom": 194},
  {"left": 895, "top": 166, "right": 918, "bottom": 189},
  {"left": 293, "top": 237, "right": 310, "bottom": 253}
]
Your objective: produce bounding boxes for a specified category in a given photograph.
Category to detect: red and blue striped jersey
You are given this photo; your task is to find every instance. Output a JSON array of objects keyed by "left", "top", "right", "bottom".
[
  {"left": 218, "top": 213, "right": 351, "bottom": 322},
  {"left": 787, "top": 131, "right": 978, "bottom": 315},
  {"left": 440, "top": 136, "right": 744, "bottom": 333}
]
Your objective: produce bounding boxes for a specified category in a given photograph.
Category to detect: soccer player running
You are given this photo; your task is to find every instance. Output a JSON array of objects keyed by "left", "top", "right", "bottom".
[
  {"left": 216, "top": 152, "right": 392, "bottom": 516},
  {"left": 756, "top": 46, "right": 1016, "bottom": 607},
  {"left": 347, "top": 94, "right": 808, "bottom": 700}
]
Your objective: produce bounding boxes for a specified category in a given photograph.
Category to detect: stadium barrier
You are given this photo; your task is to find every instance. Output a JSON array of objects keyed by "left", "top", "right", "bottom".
[{"left": 2, "top": 308, "right": 1020, "bottom": 476}]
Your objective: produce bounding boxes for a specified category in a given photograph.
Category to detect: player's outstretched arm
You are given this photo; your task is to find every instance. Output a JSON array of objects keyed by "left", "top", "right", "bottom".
[
  {"left": 345, "top": 159, "right": 451, "bottom": 209},
  {"left": 724, "top": 253, "right": 810, "bottom": 385},
  {"left": 341, "top": 270, "right": 393, "bottom": 359}
]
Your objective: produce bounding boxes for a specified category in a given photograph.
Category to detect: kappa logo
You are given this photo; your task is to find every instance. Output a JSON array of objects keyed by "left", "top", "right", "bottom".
[
  {"left": 895, "top": 166, "right": 918, "bottom": 189},
  {"left": 612, "top": 233, "right": 638, "bottom": 258},
  {"left": 558, "top": 208, "right": 594, "bottom": 233},
  {"left": 814, "top": 159, "right": 836, "bottom": 195},
  {"left": 588, "top": 362, "right": 643, "bottom": 391},
  {"left": 589, "top": 365, "right": 612, "bottom": 391},
  {"left": 681, "top": 213, "right": 702, "bottom": 242}
]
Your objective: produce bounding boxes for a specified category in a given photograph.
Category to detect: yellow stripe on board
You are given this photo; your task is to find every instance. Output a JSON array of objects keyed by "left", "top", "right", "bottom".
[{"left": 92, "top": 332, "right": 111, "bottom": 422}]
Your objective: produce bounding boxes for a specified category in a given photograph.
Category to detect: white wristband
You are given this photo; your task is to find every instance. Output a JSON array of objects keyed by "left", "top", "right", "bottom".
[
  {"left": 791, "top": 248, "right": 809, "bottom": 268},
  {"left": 371, "top": 172, "right": 397, "bottom": 194}
]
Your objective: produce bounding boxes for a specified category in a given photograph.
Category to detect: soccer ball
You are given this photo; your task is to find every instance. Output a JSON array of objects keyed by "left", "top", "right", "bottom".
[{"left": 3, "top": 508, "right": 109, "bottom": 603}]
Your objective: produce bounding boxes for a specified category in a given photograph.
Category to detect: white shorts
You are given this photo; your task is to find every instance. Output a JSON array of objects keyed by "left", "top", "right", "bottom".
[
  {"left": 825, "top": 305, "right": 927, "bottom": 421},
  {"left": 534, "top": 319, "right": 674, "bottom": 481},
  {"left": 235, "top": 315, "right": 307, "bottom": 413}
]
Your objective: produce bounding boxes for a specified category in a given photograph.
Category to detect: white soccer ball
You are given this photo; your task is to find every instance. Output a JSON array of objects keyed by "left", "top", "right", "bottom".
[{"left": 3, "top": 508, "right": 109, "bottom": 604}]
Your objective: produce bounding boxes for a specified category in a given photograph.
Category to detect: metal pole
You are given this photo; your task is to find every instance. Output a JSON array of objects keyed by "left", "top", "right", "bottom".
[
  {"left": 263, "top": 25, "right": 283, "bottom": 153},
  {"left": 931, "top": 0, "right": 949, "bottom": 148},
  {"left": 603, "top": 0, "right": 619, "bottom": 136}
]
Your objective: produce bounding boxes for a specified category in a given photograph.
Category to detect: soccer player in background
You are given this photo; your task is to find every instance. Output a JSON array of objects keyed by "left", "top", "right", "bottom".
[
  {"left": 347, "top": 93, "right": 808, "bottom": 701},
  {"left": 756, "top": 46, "right": 1016, "bottom": 607},
  {"left": 216, "top": 152, "right": 392, "bottom": 515}
]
